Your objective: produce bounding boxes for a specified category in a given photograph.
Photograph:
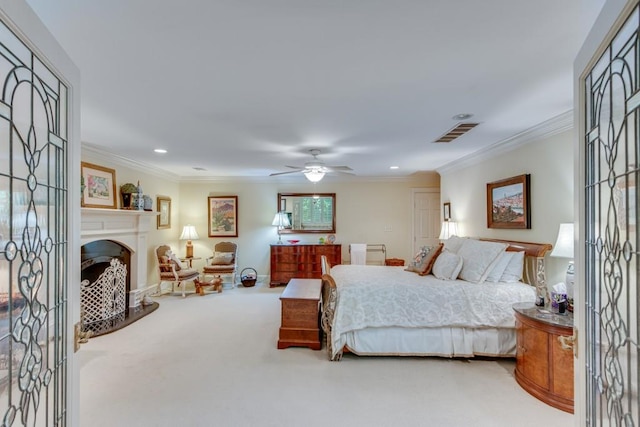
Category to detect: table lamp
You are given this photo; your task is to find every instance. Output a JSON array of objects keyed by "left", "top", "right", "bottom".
[
  {"left": 438, "top": 220, "right": 459, "bottom": 241},
  {"left": 272, "top": 211, "right": 291, "bottom": 244},
  {"left": 550, "top": 223, "right": 574, "bottom": 299},
  {"left": 180, "top": 224, "right": 199, "bottom": 258}
]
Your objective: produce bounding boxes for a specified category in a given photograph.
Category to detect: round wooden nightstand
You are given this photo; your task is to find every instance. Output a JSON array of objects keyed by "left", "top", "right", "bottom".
[{"left": 512, "top": 302, "right": 574, "bottom": 413}]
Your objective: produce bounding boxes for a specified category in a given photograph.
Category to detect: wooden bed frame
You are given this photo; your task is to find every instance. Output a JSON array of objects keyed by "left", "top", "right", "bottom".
[{"left": 320, "top": 239, "right": 552, "bottom": 361}]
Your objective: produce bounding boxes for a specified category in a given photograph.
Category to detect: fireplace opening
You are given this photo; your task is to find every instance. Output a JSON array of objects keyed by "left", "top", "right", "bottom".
[{"left": 80, "top": 240, "right": 156, "bottom": 336}]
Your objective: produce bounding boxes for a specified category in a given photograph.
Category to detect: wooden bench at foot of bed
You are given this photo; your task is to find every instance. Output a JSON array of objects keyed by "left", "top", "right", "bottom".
[{"left": 277, "top": 278, "right": 323, "bottom": 350}]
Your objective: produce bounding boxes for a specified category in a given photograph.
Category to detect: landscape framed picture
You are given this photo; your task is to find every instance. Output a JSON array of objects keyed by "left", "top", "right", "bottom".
[
  {"left": 157, "top": 196, "right": 171, "bottom": 229},
  {"left": 208, "top": 195, "right": 238, "bottom": 237},
  {"left": 486, "top": 174, "right": 531, "bottom": 229},
  {"left": 81, "top": 162, "right": 117, "bottom": 209}
]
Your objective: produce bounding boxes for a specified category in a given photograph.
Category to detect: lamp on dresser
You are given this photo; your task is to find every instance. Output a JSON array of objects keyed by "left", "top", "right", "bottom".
[
  {"left": 272, "top": 211, "right": 291, "bottom": 244},
  {"left": 550, "top": 222, "right": 575, "bottom": 299},
  {"left": 179, "top": 224, "right": 199, "bottom": 258}
]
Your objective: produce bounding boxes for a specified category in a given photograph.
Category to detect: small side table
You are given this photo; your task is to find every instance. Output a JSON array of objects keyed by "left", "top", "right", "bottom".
[
  {"left": 180, "top": 257, "right": 201, "bottom": 268},
  {"left": 385, "top": 258, "right": 405, "bottom": 266},
  {"left": 513, "top": 302, "right": 574, "bottom": 413}
]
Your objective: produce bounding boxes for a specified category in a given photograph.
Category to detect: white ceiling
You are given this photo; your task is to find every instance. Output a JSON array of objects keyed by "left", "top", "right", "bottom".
[{"left": 25, "top": 0, "right": 603, "bottom": 181}]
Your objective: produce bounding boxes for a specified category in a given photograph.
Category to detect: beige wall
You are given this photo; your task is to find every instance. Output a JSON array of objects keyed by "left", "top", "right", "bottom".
[
  {"left": 81, "top": 148, "right": 439, "bottom": 284},
  {"left": 177, "top": 173, "right": 439, "bottom": 277},
  {"left": 439, "top": 129, "right": 574, "bottom": 286}
]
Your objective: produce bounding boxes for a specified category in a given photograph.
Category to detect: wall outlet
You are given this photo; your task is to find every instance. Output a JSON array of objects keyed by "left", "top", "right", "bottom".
[{"left": 384, "top": 225, "right": 393, "bottom": 232}]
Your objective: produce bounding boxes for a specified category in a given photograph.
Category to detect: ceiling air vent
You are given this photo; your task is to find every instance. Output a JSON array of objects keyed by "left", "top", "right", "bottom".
[{"left": 433, "top": 122, "right": 479, "bottom": 143}]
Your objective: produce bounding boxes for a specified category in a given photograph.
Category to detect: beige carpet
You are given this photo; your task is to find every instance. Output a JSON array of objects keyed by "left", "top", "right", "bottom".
[{"left": 78, "top": 283, "right": 573, "bottom": 427}]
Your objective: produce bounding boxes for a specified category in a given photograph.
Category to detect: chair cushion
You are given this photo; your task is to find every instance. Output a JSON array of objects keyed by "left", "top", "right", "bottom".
[
  {"left": 211, "top": 252, "right": 234, "bottom": 265},
  {"left": 203, "top": 265, "right": 236, "bottom": 273}
]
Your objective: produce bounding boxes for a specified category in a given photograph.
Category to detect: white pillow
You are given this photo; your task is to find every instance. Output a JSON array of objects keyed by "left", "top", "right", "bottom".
[
  {"left": 443, "top": 235, "right": 467, "bottom": 254},
  {"left": 211, "top": 252, "right": 234, "bottom": 265},
  {"left": 456, "top": 239, "right": 507, "bottom": 283},
  {"left": 500, "top": 251, "right": 525, "bottom": 282},
  {"left": 432, "top": 251, "right": 463, "bottom": 280},
  {"left": 485, "top": 251, "right": 515, "bottom": 283}
]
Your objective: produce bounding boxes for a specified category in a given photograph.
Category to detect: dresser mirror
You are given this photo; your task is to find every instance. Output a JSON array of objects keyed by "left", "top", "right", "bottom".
[{"left": 277, "top": 193, "right": 336, "bottom": 234}]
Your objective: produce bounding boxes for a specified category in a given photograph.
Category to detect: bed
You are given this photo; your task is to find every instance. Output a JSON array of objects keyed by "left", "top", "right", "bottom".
[{"left": 320, "top": 238, "right": 552, "bottom": 361}]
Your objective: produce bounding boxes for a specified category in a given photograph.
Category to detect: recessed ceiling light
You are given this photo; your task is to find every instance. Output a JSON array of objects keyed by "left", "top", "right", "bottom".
[
  {"left": 452, "top": 113, "right": 473, "bottom": 121},
  {"left": 154, "top": 148, "right": 167, "bottom": 154},
  {"left": 390, "top": 166, "right": 399, "bottom": 170}
]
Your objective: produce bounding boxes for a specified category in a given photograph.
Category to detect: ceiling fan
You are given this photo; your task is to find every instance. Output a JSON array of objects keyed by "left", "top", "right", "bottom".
[{"left": 270, "top": 149, "right": 354, "bottom": 182}]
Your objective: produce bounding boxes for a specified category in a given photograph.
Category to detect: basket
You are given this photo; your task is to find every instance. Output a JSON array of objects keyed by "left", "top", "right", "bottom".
[{"left": 240, "top": 267, "right": 257, "bottom": 287}]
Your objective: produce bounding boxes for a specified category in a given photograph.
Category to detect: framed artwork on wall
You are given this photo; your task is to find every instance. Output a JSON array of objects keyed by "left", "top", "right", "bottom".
[
  {"left": 81, "top": 162, "right": 117, "bottom": 209},
  {"left": 208, "top": 195, "right": 238, "bottom": 237},
  {"left": 157, "top": 196, "right": 171, "bottom": 229},
  {"left": 443, "top": 202, "right": 451, "bottom": 220},
  {"left": 486, "top": 174, "right": 531, "bottom": 229}
]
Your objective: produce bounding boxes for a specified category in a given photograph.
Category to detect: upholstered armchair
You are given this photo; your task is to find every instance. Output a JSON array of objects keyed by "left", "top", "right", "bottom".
[
  {"left": 202, "top": 242, "right": 238, "bottom": 288},
  {"left": 155, "top": 245, "right": 200, "bottom": 297}
]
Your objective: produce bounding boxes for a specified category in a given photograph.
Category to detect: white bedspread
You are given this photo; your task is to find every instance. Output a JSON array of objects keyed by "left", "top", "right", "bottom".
[{"left": 330, "top": 264, "right": 536, "bottom": 357}]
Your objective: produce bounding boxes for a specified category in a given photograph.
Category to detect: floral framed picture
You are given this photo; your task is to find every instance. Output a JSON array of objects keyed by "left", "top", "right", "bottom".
[
  {"left": 81, "top": 162, "right": 117, "bottom": 209},
  {"left": 486, "top": 174, "right": 531, "bottom": 229},
  {"left": 208, "top": 196, "right": 238, "bottom": 237},
  {"left": 157, "top": 196, "right": 171, "bottom": 229}
]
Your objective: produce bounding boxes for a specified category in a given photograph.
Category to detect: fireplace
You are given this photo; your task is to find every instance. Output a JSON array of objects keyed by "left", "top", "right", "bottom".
[{"left": 80, "top": 208, "right": 158, "bottom": 335}]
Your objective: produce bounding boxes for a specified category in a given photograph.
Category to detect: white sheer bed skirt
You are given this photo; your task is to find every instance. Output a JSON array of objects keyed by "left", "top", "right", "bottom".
[{"left": 342, "top": 326, "right": 516, "bottom": 358}]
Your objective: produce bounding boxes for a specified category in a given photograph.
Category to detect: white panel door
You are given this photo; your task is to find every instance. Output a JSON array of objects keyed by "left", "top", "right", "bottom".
[{"left": 412, "top": 189, "right": 440, "bottom": 255}]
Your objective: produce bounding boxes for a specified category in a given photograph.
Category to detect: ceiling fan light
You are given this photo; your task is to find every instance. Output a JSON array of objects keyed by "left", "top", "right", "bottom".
[{"left": 304, "top": 170, "right": 325, "bottom": 182}]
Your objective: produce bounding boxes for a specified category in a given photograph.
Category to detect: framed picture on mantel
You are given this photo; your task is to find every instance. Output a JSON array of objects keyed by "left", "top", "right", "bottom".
[{"left": 81, "top": 162, "right": 117, "bottom": 209}]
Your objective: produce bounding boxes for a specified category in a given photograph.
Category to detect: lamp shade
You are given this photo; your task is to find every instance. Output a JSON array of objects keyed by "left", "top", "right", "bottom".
[
  {"left": 438, "top": 221, "right": 459, "bottom": 240},
  {"left": 304, "top": 170, "right": 325, "bottom": 182},
  {"left": 272, "top": 212, "right": 291, "bottom": 227},
  {"left": 550, "top": 223, "right": 574, "bottom": 258},
  {"left": 179, "top": 225, "right": 199, "bottom": 241}
]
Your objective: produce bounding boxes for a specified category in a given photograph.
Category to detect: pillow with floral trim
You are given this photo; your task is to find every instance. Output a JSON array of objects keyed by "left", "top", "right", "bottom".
[{"left": 405, "top": 244, "right": 443, "bottom": 275}]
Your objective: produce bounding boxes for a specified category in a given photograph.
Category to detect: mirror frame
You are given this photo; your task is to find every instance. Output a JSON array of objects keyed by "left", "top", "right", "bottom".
[{"left": 277, "top": 193, "right": 336, "bottom": 234}]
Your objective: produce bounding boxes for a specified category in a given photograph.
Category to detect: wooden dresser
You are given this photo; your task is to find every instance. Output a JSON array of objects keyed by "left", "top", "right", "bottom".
[
  {"left": 513, "top": 302, "right": 574, "bottom": 413},
  {"left": 270, "top": 243, "right": 341, "bottom": 287}
]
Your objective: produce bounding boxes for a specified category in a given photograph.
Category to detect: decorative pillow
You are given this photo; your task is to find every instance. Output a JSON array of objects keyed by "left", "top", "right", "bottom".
[
  {"left": 432, "top": 250, "right": 463, "bottom": 280},
  {"left": 167, "top": 250, "right": 182, "bottom": 271},
  {"left": 500, "top": 251, "right": 525, "bottom": 282},
  {"left": 456, "top": 239, "right": 507, "bottom": 283},
  {"left": 419, "top": 244, "right": 443, "bottom": 276},
  {"left": 485, "top": 251, "right": 515, "bottom": 282},
  {"left": 211, "top": 252, "right": 234, "bottom": 265},
  {"left": 405, "top": 244, "right": 442, "bottom": 275},
  {"left": 443, "top": 235, "right": 467, "bottom": 254}
]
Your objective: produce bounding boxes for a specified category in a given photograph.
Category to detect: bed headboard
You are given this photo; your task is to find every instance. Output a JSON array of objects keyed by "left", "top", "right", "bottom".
[{"left": 481, "top": 238, "right": 553, "bottom": 302}]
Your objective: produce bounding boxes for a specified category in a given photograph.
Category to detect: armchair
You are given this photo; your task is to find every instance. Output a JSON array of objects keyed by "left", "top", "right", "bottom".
[
  {"left": 202, "top": 242, "right": 238, "bottom": 288},
  {"left": 155, "top": 245, "right": 200, "bottom": 297}
]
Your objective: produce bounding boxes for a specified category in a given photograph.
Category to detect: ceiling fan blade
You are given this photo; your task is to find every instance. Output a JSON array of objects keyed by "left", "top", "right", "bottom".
[
  {"left": 270, "top": 169, "right": 303, "bottom": 176},
  {"left": 325, "top": 165, "right": 353, "bottom": 172},
  {"left": 285, "top": 165, "right": 303, "bottom": 169}
]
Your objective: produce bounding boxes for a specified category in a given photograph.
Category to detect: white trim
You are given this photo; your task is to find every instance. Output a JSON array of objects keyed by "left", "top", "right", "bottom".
[{"left": 436, "top": 111, "right": 573, "bottom": 175}]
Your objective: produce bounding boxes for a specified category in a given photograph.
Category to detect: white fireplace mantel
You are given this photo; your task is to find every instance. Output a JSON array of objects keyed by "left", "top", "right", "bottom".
[{"left": 81, "top": 208, "right": 158, "bottom": 306}]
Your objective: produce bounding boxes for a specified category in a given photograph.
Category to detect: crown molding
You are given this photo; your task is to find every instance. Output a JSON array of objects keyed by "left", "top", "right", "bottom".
[
  {"left": 81, "top": 142, "right": 415, "bottom": 184},
  {"left": 436, "top": 110, "right": 573, "bottom": 176},
  {"left": 81, "top": 143, "right": 182, "bottom": 181}
]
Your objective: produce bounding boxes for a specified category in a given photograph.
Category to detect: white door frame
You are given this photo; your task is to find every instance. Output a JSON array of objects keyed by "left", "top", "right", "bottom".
[{"left": 0, "top": 1, "right": 81, "bottom": 425}]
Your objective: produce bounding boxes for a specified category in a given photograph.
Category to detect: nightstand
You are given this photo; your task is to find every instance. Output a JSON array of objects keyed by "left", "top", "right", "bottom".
[{"left": 512, "top": 302, "right": 574, "bottom": 413}]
